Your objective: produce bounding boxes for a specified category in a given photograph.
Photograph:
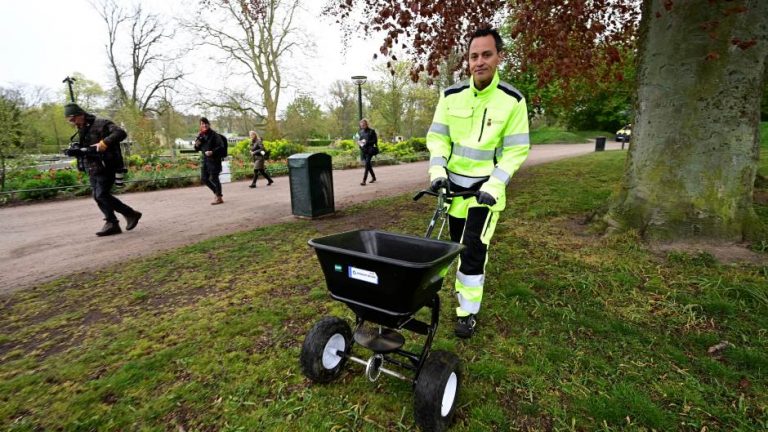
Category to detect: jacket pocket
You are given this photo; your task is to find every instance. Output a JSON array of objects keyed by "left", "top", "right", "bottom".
[{"left": 446, "top": 107, "right": 473, "bottom": 138}]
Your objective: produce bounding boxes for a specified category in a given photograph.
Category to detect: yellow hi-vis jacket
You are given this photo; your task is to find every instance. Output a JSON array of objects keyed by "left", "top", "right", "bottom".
[{"left": 427, "top": 72, "right": 530, "bottom": 210}]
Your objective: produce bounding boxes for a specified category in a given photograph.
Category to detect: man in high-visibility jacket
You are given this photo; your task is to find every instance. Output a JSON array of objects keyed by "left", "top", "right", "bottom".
[{"left": 426, "top": 28, "right": 530, "bottom": 338}]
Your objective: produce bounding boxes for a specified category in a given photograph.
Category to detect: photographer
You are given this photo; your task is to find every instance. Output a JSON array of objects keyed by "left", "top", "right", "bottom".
[{"left": 64, "top": 103, "right": 142, "bottom": 236}]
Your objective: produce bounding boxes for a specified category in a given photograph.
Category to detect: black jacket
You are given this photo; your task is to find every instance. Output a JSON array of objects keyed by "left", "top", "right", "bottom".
[
  {"left": 358, "top": 127, "right": 378, "bottom": 155},
  {"left": 77, "top": 114, "right": 127, "bottom": 175},
  {"left": 194, "top": 129, "right": 226, "bottom": 161}
]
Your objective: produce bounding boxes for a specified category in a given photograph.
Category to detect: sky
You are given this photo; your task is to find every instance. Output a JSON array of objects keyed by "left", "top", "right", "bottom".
[{"left": 0, "top": 0, "right": 383, "bottom": 112}]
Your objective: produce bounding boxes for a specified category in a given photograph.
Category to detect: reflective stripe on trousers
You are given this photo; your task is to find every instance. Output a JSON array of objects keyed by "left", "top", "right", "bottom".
[{"left": 448, "top": 201, "right": 499, "bottom": 317}]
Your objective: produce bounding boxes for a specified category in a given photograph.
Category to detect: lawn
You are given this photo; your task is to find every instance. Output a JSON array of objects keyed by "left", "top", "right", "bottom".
[
  {"left": 1, "top": 150, "right": 766, "bottom": 431},
  {"left": 529, "top": 127, "right": 616, "bottom": 145}
]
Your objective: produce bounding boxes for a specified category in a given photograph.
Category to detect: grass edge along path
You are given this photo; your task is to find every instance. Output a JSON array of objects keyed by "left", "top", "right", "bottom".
[{"left": 1, "top": 151, "right": 767, "bottom": 431}]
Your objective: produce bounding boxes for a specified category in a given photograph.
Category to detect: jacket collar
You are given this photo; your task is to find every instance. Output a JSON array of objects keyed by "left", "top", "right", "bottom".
[{"left": 470, "top": 71, "right": 500, "bottom": 96}]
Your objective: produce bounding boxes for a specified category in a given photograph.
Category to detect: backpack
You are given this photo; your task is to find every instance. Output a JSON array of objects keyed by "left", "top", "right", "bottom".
[
  {"left": 217, "top": 133, "right": 229, "bottom": 158},
  {"left": 263, "top": 149, "right": 271, "bottom": 160}
]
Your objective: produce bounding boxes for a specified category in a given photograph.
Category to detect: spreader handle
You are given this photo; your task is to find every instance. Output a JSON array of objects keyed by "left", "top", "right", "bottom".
[{"left": 412, "top": 190, "right": 477, "bottom": 201}]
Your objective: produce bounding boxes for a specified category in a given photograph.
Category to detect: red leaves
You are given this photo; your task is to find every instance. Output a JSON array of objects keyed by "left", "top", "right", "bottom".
[
  {"left": 731, "top": 37, "right": 757, "bottom": 50},
  {"left": 324, "top": 0, "right": 639, "bottom": 87},
  {"left": 705, "top": 51, "right": 720, "bottom": 61},
  {"left": 722, "top": 5, "right": 748, "bottom": 16}
]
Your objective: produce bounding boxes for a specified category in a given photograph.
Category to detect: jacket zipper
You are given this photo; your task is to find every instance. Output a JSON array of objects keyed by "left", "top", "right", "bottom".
[{"left": 478, "top": 108, "right": 487, "bottom": 142}]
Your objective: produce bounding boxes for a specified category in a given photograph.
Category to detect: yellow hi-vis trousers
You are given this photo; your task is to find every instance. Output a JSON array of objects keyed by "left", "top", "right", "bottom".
[{"left": 447, "top": 196, "right": 500, "bottom": 317}]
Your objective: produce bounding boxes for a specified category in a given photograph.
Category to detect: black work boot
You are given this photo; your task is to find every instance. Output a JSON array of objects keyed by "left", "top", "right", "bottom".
[
  {"left": 125, "top": 211, "right": 142, "bottom": 231},
  {"left": 454, "top": 314, "right": 477, "bottom": 339},
  {"left": 96, "top": 221, "right": 122, "bottom": 237}
]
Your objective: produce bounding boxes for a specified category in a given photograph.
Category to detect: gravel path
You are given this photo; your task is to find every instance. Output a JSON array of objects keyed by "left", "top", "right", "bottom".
[{"left": 0, "top": 142, "right": 623, "bottom": 294}]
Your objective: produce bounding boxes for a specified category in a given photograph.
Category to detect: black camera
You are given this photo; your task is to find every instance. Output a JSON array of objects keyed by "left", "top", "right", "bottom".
[{"left": 64, "top": 142, "right": 94, "bottom": 172}]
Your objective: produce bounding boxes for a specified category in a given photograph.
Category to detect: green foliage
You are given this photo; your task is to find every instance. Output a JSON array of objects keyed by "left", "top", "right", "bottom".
[
  {"left": 232, "top": 138, "right": 252, "bottom": 160},
  {"left": 530, "top": 126, "right": 589, "bottom": 144},
  {"left": 20, "top": 103, "right": 72, "bottom": 154},
  {"left": 114, "top": 105, "right": 161, "bottom": 161},
  {"left": 406, "top": 137, "right": 427, "bottom": 152},
  {"left": 126, "top": 154, "right": 146, "bottom": 168},
  {"left": 0, "top": 93, "right": 25, "bottom": 162},
  {"left": 306, "top": 139, "right": 333, "bottom": 147},
  {"left": 564, "top": 90, "right": 633, "bottom": 132},
  {"left": 263, "top": 139, "right": 305, "bottom": 159},
  {"left": 52, "top": 169, "right": 79, "bottom": 187},
  {"left": 282, "top": 95, "right": 326, "bottom": 142},
  {"left": 380, "top": 141, "right": 417, "bottom": 158},
  {"left": 18, "top": 178, "right": 58, "bottom": 200},
  {"left": 333, "top": 139, "right": 356, "bottom": 151},
  {"left": 758, "top": 122, "right": 768, "bottom": 181}
]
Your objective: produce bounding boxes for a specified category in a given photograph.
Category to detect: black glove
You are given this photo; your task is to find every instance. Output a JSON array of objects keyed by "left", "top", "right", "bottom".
[
  {"left": 476, "top": 191, "right": 496, "bottom": 206},
  {"left": 430, "top": 177, "right": 449, "bottom": 192}
]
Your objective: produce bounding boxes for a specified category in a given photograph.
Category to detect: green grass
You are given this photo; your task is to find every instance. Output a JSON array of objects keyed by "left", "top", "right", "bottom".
[
  {"left": 530, "top": 126, "right": 615, "bottom": 144},
  {"left": 759, "top": 122, "right": 768, "bottom": 177},
  {"left": 1, "top": 151, "right": 767, "bottom": 431}
]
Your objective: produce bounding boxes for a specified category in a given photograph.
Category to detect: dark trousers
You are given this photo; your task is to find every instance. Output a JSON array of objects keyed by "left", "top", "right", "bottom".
[
  {"left": 90, "top": 172, "right": 135, "bottom": 223},
  {"left": 251, "top": 169, "right": 273, "bottom": 184},
  {"left": 201, "top": 159, "right": 222, "bottom": 196},
  {"left": 362, "top": 154, "right": 376, "bottom": 183},
  {"left": 449, "top": 207, "right": 491, "bottom": 275}
]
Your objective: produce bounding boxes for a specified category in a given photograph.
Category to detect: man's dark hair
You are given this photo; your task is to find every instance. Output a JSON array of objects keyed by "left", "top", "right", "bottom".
[
  {"left": 200, "top": 117, "right": 210, "bottom": 125},
  {"left": 468, "top": 28, "right": 504, "bottom": 53}
]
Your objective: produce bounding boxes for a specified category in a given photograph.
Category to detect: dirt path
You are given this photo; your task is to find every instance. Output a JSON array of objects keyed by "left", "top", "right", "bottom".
[{"left": 0, "top": 142, "right": 624, "bottom": 294}]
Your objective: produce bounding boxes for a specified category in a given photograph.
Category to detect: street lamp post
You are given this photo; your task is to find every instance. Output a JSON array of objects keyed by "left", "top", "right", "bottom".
[{"left": 351, "top": 75, "right": 367, "bottom": 121}]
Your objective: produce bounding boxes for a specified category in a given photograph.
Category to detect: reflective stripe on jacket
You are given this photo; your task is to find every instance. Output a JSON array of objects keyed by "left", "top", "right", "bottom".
[{"left": 427, "top": 72, "right": 530, "bottom": 205}]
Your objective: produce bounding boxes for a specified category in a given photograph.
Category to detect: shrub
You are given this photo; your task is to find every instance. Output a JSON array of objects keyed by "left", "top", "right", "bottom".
[
  {"left": 53, "top": 169, "right": 79, "bottom": 187},
  {"left": 407, "top": 137, "right": 427, "bottom": 152},
  {"left": 264, "top": 139, "right": 305, "bottom": 159},
  {"left": 232, "top": 138, "right": 252, "bottom": 160},
  {"left": 334, "top": 140, "right": 357, "bottom": 151},
  {"left": 380, "top": 141, "right": 417, "bottom": 158},
  {"left": 18, "top": 179, "right": 58, "bottom": 200},
  {"left": 126, "top": 154, "right": 146, "bottom": 167},
  {"left": 306, "top": 139, "right": 333, "bottom": 147}
]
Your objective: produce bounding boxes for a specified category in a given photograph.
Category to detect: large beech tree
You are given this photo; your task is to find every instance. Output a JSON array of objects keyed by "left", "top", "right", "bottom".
[{"left": 326, "top": 0, "right": 767, "bottom": 242}]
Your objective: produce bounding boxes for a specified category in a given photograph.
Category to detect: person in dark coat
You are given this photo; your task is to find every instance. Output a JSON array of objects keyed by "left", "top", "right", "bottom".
[
  {"left": 357, "top": 118, "right": 378, "bottom": 186},
  {"left": 248, "top": 131, "right": 273, "bottom": 188},
  {"left": 64, "top": 103, "right": 141, "bottom": 236},
  {"left": 194, "top": 117, "right": 226, "bottom": 205}
]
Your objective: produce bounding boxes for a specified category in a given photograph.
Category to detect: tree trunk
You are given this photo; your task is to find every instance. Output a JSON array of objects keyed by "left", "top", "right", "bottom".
[{"left": 606, "top": 0, "right": 768, "bottom": 241}]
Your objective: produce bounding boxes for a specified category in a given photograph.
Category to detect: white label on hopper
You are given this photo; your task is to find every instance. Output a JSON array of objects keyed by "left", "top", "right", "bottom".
[{"left": 348, "top": 266, "right": 379, "bottom": 284}]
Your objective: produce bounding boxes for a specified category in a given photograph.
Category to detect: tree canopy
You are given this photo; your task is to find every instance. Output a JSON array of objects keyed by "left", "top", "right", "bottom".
[{"left": 324, "top": 0, "right": 640, "bottom": 93}]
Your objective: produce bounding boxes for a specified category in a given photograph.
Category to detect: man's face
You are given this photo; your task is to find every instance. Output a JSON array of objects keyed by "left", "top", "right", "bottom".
[
  {"left": 468, "top": 35, "right": 501, "bottom": 88},
  {"left": 200, "top": 121, "right": 209, "bottom": 132},
  {"left": 67, "top": 114, "right": 86, "bottom": 128}
]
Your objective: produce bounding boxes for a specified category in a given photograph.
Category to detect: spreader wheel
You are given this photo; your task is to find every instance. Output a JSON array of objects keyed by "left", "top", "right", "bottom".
[
  {"left": 413, "top": 350, "right": 461, "bottom": 432},
  {"left": 300, "top": 316, "right": 352, "bottom": 383}
]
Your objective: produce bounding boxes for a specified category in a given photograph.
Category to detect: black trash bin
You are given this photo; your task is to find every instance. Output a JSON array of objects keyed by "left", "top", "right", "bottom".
[
  {"left": 595, "top": 136, "right": 606, "bottom": 152},
  {"left": 288, "top": 153, "right": 334, "bottom": 218}
]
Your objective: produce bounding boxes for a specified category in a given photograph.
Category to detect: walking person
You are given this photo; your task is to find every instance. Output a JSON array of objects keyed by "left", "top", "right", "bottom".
[
  {"left": 194, "top": 117, "right": 226, "bottom": 205},
  {"left": 64, "top": 103, "right": 142, "bottom": 236},
  {"left": 248, "top": 131, "right": 273, "bottom": 188},
  {"left": 426, "top": 28, "right": 530, "bottom": 338},
  {"left": 357, "top": 118, "right": 378, "bottom": 186}
]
